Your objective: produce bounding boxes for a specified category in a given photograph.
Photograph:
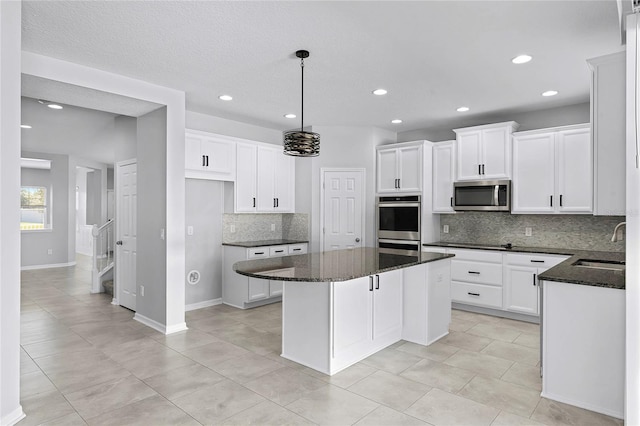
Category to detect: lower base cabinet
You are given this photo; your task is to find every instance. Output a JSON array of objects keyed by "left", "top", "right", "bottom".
[
  {"left": 282, "top": 259, "right": 451, "bottom": 375},
  {"left": 223, "top": 243, "right": 307, "bottom": 309},
  {"left": 542, "top": 280, "right": 624, "bottom": 419}
]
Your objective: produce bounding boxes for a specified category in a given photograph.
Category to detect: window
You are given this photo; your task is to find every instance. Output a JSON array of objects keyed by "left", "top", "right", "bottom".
[{"left": 20, "top": 186, "right": 50, "bottom": 230}]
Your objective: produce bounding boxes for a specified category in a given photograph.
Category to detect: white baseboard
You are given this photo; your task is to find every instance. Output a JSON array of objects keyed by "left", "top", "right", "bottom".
[
  {"left": 21, "top": 261, "right": 76, "bottom": 271},
  {"left": 2, "top": 405, "right": 25, "bottom": 426},
  {"left": 540, "top": 391, "right": 623, "bottom": 420},
  {"left": 185, "top": 298, "right": 222, "bottom": 311},
  {"left": 133, "top": 313, "right": 188, "bottom": 335}
]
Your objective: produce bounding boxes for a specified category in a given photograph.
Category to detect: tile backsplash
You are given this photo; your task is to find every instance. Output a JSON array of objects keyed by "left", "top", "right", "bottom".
[
  {"left": 439, "top": 212, "right": 626, "bottom": 252},
  {"left": 223, "top": 213, "right": 309, "bottom": 243}
]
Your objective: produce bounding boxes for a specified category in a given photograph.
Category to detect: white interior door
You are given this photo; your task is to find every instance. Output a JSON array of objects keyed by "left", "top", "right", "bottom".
[
  {"left": 322, "top": 169, "right": 364, "bottom": 251},
  {"left": 116, "top": 161, "right": 137, "bottom": 311}
]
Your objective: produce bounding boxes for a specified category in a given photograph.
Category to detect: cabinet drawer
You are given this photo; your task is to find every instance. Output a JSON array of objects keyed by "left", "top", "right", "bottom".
[
  {"left": 451, "top": 281, "right": 502, "bottom": 309},
  {"left": 505, "top": 253, "right": 569, "bottom": 270},
  {"left": 247, "top": 248, "right": 270, "bottom": 259},
  {"left": 288, "top": 244, "right": 308, "bottom": 255},
  {"left": 269, "top": 245, "right": 289, "bottom": 257},
  {"left": 448, "top": 248, "right": 503, "bottom": 263},
  {"left": 451, "top": 260, "right": 503, "bottom": 286}
]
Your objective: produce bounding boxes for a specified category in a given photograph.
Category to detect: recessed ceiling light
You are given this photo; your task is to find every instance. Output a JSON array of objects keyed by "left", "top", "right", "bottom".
[
  {"left": 284, "top": 113, "right": 296, "bottom": 119},
  {"left": 391, "top": 119, "right": 403, "bottom": 124},
  {"left": 372, "top": 89, "right": 388, "bottom": 96},
  {"left": 20, "top": 124, "right": 32, "bottom": 129},
  {"left": 456, "top": 106, "right": 470, "bottom": 112},
  {"left": 218, "top": 95, "right": 233, "bottom": 101},
  {"left": 542, "top": 90, "right": 558, "bottom": 97},
  {"left": 512, "top": 55, "right": 532, "bottom": 64},
  {"left": 47, "top": 104, "right": 63, "bottom": 110}
]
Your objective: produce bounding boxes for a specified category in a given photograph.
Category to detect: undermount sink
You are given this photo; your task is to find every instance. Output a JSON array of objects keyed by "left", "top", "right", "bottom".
[{"left": 572, "top": 259, "right": 626, "bottom": 271}]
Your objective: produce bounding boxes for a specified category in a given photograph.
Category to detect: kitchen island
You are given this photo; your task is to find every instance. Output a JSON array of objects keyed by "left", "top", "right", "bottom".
[{"left": 234, "top": 247, "right": 453, "bottom": 375}]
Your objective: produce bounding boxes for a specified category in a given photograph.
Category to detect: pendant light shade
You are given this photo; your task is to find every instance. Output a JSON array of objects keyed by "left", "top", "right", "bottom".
[{"left": 284, "top": 50, "right": 320, "bottom": 157}]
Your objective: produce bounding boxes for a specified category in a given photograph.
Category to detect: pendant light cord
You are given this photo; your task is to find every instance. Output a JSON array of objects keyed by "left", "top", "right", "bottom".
[{"left": 300, "top": 57, "right": 305, "bottom": 132}]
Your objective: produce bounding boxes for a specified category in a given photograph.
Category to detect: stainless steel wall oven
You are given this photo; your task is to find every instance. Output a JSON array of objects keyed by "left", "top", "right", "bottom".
[{"left": 376, "top": 195, "right": 421, "bottom": 255}]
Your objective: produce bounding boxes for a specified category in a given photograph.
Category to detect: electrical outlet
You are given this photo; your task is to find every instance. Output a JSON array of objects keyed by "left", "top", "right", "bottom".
[
  {"left": 525, "top": 227, "right": 533, "bottom": 237},
  {"left": 271, "top": 223, "right": 275, "bottom": 231},
  {"left": 187, "top": 226, "right": 194, "bottom": 236},
  {"left": 443, "top": 225, "right": 449, "bottom": 234},
  {"left": 140, "top": 285, "right": 145, "bottom": 297},
  {"left": 47, "top": 249, "right": 53, "bottom": 255},
  {"left": 437, "top": 273, "right": 443, "bottom": 283},
  {"left": 230, "top": 224, "right": 236, "bottom": 233}
]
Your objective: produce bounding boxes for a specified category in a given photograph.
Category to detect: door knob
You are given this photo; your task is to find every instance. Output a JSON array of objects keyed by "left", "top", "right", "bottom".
[
  {"left": 116, "top": 240, "right": 123, "bottom": 245},
  {"left": 355, "top": 238, "right": 360, "bottom": 243}
]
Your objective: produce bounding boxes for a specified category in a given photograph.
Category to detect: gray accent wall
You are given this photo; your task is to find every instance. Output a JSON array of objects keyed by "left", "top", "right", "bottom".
[
  {"left": 185, "top": 179, "right": 224, "bottom": 306},
  {"left": 398, "top": 102, "right": 590, "bottom": 142},
  {"left": 438, "top": 212, "right": 626, "bottom": 252},
  {"left": 136, "top": 107, "right": 168, "bottom": 324},
  {"left": 20, "top": 152, "right": 72, "bottom": 267},
  {"left": 295, "top": 125, "right": 397, "bottom": 252}
]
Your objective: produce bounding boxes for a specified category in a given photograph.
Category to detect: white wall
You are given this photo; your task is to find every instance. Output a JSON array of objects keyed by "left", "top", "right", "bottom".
[
  {"left": 186, "top": 111, "right": 281, "bottom": 145},
  {"left": 398, "top": 102, "right": 590, "bottom": 142},
  {"left": 20, "top": 152, "right": 73, "bottom": 268},
  {"left": 114, "top": 115, "right": 137, "bottom": 163},
  {"left": 295, "top": 125, "right": 396, "bottom": 252},
  {"left": 1, "top": 1, "right": 24, "bottom": 424}
]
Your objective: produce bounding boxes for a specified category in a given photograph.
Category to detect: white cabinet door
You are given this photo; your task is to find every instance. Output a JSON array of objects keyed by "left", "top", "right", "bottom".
[
  {"left": 333, "top": 277, "right": 372, "bottom": 359},
  {"left": 372, "top": 270, "right": 403, "bottom": 341},
  {"left": 557, "top": 128, "right": 592, "bottom": 213},
  {"left": 235, "top": 143, "right": 258, "bottom": 212},
  {"left": 432, "top": 141, "right": 455, "bottom": 213},
  {"left": 512, "top": 133, "right": 556, "bottom": 213},
  {"left": 376, "top": 148, "right": 399, "bottom": 193},
  {"left": 256, "top": 146, "right": 277, "bottom": 212},
  {"left": 274, "top": 152, "right": 294, "bottom": 212},
  {"left": 269, "top": 280, "right": 283, "bottom": 297},
  {"left": 398, "top": 145, "right": 422, "bottom": 192},
  {"left": 201, "top": 138, "right": 235, "bottom": 177},
  {"left": 248, "top": 277, "right": 269, "bottom": 301},
  {"left": 185, "top": 134, "right": 204, "bottom": 171},
  {"left": 504, "top": 265, "right": 539, "bottom": 315},
  {"left": 482, "top": 126, "right": 511, "bottom": 179},
  {"left": 457, "top": 131, "right": 482, "bottom": 180}
]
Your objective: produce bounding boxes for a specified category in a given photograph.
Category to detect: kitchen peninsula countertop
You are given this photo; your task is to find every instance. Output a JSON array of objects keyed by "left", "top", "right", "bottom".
[
  {"left": 222, "top": 239, "right": 309, "bottom": 248},
  {"left": 233, "top": 247, "right": 453, "bottom": 282},
  {"left": 423, "top": 242, "right": 625, "bottom": 290}
]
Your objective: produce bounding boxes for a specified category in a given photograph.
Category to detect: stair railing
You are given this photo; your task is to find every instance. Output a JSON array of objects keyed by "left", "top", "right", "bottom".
[{"left": 91, "top": 219, "right": 115, "bottom": 293}]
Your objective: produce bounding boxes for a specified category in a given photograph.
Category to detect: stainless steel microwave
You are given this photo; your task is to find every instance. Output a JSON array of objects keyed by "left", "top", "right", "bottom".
[{"left": 453, "top": 180, "right": 511, "bottom": 212}]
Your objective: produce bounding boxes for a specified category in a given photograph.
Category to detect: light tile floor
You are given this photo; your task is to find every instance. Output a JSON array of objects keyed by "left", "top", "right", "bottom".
[{"left": 18, "top": 257, "right": 624, "bottom": 425}]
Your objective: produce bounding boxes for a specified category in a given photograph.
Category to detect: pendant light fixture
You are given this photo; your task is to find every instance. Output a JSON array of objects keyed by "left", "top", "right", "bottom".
[{"left": 283, "top": 50, "right": 320, "bottom": 157}]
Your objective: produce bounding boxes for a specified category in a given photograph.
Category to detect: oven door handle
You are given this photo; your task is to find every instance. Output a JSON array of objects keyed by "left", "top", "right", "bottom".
[{"left": 377, "top": 203, "right": 421, "bottom": 208}]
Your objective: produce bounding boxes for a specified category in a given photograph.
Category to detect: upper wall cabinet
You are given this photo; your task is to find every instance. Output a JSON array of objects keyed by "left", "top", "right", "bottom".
[
  {"left": 512, "top": 124, "right": 592, "bottom": 214},
  {"left": 185, "top": 129, "right": 236, "bottom": 181},
  {"left": 432, "top": 141, "right": 456, "bottom": 213},
  {"left": 376, "top": 142, "right": 423, "bottom": 193},
  {"left": 588, "top": 52, "right": 626, "bottom": 216},
  {"left": 235, "top": 142, "right": 294, "bottom": 213},
  {"left": 454, "top": 121, "right": 519, "bottom": 181}
]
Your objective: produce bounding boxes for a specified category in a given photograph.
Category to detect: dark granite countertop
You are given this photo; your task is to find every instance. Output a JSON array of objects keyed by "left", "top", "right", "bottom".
[
  {"left": 223, "top": 239, "right": 309, "bottom": 248},
  {"left": 233, "top": 247, "right": 454, "bottom": 282},
  {"left": 423, "top": 241, "right": 625, "bottom": 290}
]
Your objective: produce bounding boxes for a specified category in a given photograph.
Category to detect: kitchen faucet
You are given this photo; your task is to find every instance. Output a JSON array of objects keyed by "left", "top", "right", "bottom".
[{"left": 611, "top": 222, "right": 626, "bottom": 242}]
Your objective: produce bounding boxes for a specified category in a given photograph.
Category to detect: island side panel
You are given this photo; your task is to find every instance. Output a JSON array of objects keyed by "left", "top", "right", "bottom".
[
  {"left": 281, "top": 281, "right": 332, "bottom": 374},
  {"left": 542, "top": 280, "right": 625, "bottom": 419},
  {"left": 402, "top": 259, "right": 452, "bottom": 345}
]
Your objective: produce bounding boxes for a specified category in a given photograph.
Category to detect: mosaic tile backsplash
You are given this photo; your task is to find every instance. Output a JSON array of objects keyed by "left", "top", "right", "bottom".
[
  {"left": 223, "top": 213, "right": 309, "bottom": 243},
  {"left": 439, "top": 212, "right": 626, "bottom": 252}
]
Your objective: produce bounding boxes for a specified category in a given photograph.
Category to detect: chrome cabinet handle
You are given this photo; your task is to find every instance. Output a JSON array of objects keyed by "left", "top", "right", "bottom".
[
  {"left": 116, "top": 240, "right": 123, "bottom": 245},
  {"left": 375, "top": 275, "right": 380, "bottom": 290},
  {"left": 530, "top": 260, "right": 545, "bottom": 263},
  {"left": 533, "top": 273, "right": 537, "bottom": 286},
  {"left": 560, "top": 194, "right": 563, "bottom": 207},
  {"left": 482, "top": 164, "right": 485, "bottom": 175},
  {"left": 369, "top": 276, "right": 374, "bottom": 291},
  {"left": 468, "top": 292, "right": 480, "bottom": 296},
  {"left": 550, "top": 195, "right": 553, "bottom": 207},
  {"left": 468, "top": 271, "right": 480, "bottom": 275}
]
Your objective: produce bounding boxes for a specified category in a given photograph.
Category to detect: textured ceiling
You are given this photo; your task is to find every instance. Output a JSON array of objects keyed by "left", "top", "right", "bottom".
[{"left": 21, "top": 1, "right": 622, "bottom": 133}]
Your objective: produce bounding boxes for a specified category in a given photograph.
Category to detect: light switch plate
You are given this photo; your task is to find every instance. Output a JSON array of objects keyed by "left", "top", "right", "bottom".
[
  {"left": 187, "top": 226, "right": 194, "bottom": 236},
  {"left": 525, "top": 227, "right": 532, "bottom": 237},
  {"left": 443, "top": 225, "right": 449, "bottom": 234},
  {"left": 230, "top": 224, "right": 236, "bottom": 233}
]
